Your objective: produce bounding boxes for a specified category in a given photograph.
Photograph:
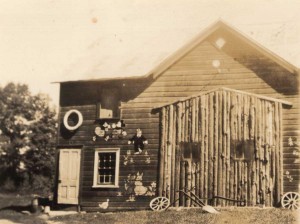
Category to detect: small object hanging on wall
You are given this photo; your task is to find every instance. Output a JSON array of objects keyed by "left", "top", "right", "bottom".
[
  {"left": 112, "top": 129, "right": 119, "bottom": 139},
  {"left": 95, "top": 127, "right": 105, "bottom": 137},
  {"left": 123, "top": 155, "right": 128, "bottom": 166},
  {"left": 95, "top": 127, "right": 101, "bottom": 135},
  {"left": 122, "top": 131, "right": 127, "bottom": 137},
  {"left": 126, "top": 195, "right": 136, "bottom": 202},
  {"left": 145, "top": 157, "right": 151, "bottom": 164},
  {"left": 116, "top": 121, "right": 122, "bottom": 128},
  {"left": 128, "top": 129, "right": 148, "bottom": 154},
  {"left": 63, "top": 109, "right": 83, "bottom": 131},
  {"left": 92, "top": 120, "right": 126, "bottom": 141},
  {"left": 129, "top": 157, "right": 134, "bottom": 164}
]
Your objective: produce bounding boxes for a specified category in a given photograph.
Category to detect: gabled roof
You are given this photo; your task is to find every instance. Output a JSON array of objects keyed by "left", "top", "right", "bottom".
[
  {"left": 59, "top": 19, "right": 299, "bottom": 84},
  {"left": 147, "top": 20, "right": 299, "bottom": 80}
]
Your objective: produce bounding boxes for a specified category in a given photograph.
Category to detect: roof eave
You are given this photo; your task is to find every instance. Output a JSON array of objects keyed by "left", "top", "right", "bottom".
[{"left": 52, "top": 73, "right": 153, "bottom": 84}]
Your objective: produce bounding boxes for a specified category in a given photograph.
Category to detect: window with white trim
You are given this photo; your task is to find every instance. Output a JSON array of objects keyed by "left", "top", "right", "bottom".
[{"left": 93, "top": 148, "right": 120, "bottom": 188}]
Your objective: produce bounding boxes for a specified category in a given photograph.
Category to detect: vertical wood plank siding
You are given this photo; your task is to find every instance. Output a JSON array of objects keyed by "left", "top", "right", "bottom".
[{"left": 159, "top": 89, "right": 284, "bottom": 206}]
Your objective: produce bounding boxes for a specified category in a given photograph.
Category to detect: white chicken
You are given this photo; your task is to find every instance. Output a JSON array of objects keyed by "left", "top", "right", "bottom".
[{"left": 98, "top": 199, "right": 109, "bottom": 209}]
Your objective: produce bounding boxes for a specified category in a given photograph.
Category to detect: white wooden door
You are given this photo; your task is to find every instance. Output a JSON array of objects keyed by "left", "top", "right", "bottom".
[{"left": 57, "top": 149, "right": 81, "bottom": 204}]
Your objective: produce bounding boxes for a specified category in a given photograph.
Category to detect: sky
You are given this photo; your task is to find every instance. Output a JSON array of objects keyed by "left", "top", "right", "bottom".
[{"left": 0, "top": 0, "right": 299, "bottom": 108}]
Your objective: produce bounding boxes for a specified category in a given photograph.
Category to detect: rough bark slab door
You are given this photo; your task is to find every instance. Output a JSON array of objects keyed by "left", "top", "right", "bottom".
[
  {"left": 57, "top": 148, "right": 81, "bottom": 204},
  {"left": 158, "top": 88, "right": 287, "bottom": 207}
]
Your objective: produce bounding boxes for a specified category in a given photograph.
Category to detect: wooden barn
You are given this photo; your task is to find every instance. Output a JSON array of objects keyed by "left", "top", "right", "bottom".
[{"left": 55, "top": 20, "right": 299, "bottom": 211}]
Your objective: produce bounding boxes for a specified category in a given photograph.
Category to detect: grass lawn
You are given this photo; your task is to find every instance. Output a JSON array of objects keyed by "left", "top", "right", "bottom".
[
  {"left": 0, "top": 194, "right": 298, "bottom": 224},
  {"left": 50, "top": 208, "right": 298, "bottom": 224}
]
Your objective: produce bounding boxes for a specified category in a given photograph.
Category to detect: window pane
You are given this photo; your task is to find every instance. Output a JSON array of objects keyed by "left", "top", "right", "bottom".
[{"left": 98, "top": 152, "right": 116, "bottom": 185}]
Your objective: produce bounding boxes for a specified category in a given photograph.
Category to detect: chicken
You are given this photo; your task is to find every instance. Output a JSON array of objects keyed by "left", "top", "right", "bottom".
[{"left": 98, "top": 199, "right": 109, "bottom": 209}]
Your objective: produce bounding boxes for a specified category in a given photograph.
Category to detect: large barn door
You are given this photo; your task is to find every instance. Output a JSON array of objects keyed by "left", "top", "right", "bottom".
[
  {"left": 159, "top": 89, "right": 284, "bottom": 207},
  {"left": 57, "top": 148, "right": 81, "bottom": 204}
]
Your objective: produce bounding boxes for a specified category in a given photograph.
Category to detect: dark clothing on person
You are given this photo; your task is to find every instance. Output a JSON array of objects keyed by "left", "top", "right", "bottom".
[{"left": 130, "top": 135, "right": 147, "bottom": 152}]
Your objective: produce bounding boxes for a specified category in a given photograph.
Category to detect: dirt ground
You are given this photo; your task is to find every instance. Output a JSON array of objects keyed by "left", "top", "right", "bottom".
[{"left": 0, "top": 194, "right": 299, "bottom": 224}]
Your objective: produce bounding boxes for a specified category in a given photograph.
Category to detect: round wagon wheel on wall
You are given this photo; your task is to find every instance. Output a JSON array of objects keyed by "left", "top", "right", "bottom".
[
  {"left": 281, "top": 192, "right": 300, "bottom": 210},
  {"left": 150, "top": 197, "right": 170, "bottom": 211}
]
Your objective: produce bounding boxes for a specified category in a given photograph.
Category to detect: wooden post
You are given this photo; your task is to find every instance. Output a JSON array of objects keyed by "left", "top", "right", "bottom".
[
  {"left": 174, "top": 144, "right": 181, "bottom": 207},
  {"left": 200, "top": 96, "right": 205, "bottom": 200},
  {"left": 185, "top": 161, "right": 191, "bottom": 207},
  {"left": 237, "top": 93, "right": 242, "bottom": 142},
  {"left": 272, "top": 101, "right": 277, "bottom": 206},
  {"left": 196, "top": 161, "right": 200, "bottom": 197},
  {"left": 250, "top": 97, "right": 256, "bottom": 206},
  {"left": 186, "top": 100, "right": 190, "bottom": 142},
  {"left": 180, "top": 160, "right": 186, "bottom": 206},
  {"left": 172, "top": 104, "right": 177, "bottom": 204},
  {"left": 181, "top": 102, "right": 186, "bottom": 142},
  {"left": 226, "top": 91, "right": 231, "bottom": 204},
  {"left": 204, "top": 94, "right": 209, "bottom": 204},
  {"left": 221, "top": 90, "right": 227, "bottom": 206},
  {"left": 159, "top": 108, "right": 166, "bottom": 196},
  {"left": 195, "top": 97, "right": 199, "bottom": 142},
  {"left": 177, "top": 103, "right": 182, "bottom": 143},
  {"left": 168, "top": 105, "right": 174, "bottom": 202},
  {"left": 208, "top": 93, "right": 214, "bottom": 201},
  {"left": 192, "top": 161, "right": 196, "bottom": 206},
  {"left": 234, "top": 161, "right": 238, "bottom": 202},
  {"left": 163, "top": 107, "right": 169, "bottom": 197},
  {"left": 265, "top": 102, "right": 271, "bottom": 207},
  {"left": 229, "top": 92, "right": 236, "bottom": 205},
  {"left": 217, "top": 91, "right": 223, "bottom": 206},
  {"left": 213, "top": 92, "right": 218, "bottom": 205},
  {"left": 192, "top": 98, "right": 196, "bottom": 142},
  {"left": 237, "top": 161, "right": 241, "bottom": 202},
  {"left": 245, "top": 161, "right": 248, "bottom": 206},
  {"left": 278, "top": 102, "right": 283, "bottom": 205},
  {"left": 241, "top": 161, "right": 244, "bottom": 205}
]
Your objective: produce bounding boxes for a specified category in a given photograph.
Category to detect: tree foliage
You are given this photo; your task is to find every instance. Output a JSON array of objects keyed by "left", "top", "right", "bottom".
[{"left": 0, "top": 83, "right": 57, "bottom": 193}]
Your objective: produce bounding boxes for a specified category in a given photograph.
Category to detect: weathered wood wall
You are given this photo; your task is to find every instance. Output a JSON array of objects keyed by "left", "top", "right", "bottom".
[
  {"left": 57, "top": 26, "right": 299, "bottom": 210},
  {"left": 123, "top": 37, "right": 299, "bottom": 195},
  {"left": 159, "top": 88, "right": 284, "bottom": 206},
  {"left": 58, "top": 80, "right": 159, "bottom": 212}
]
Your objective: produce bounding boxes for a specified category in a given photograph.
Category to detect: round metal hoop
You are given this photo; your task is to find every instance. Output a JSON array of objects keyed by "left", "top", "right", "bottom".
[{"left": 63, "top": 109, "right": 83, "bottom": 131}]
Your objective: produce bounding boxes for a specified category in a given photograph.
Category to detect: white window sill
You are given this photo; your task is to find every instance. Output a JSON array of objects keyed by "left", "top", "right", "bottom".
[{"left": 92, "top": 185, "right": 119, "bottom": 189}]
